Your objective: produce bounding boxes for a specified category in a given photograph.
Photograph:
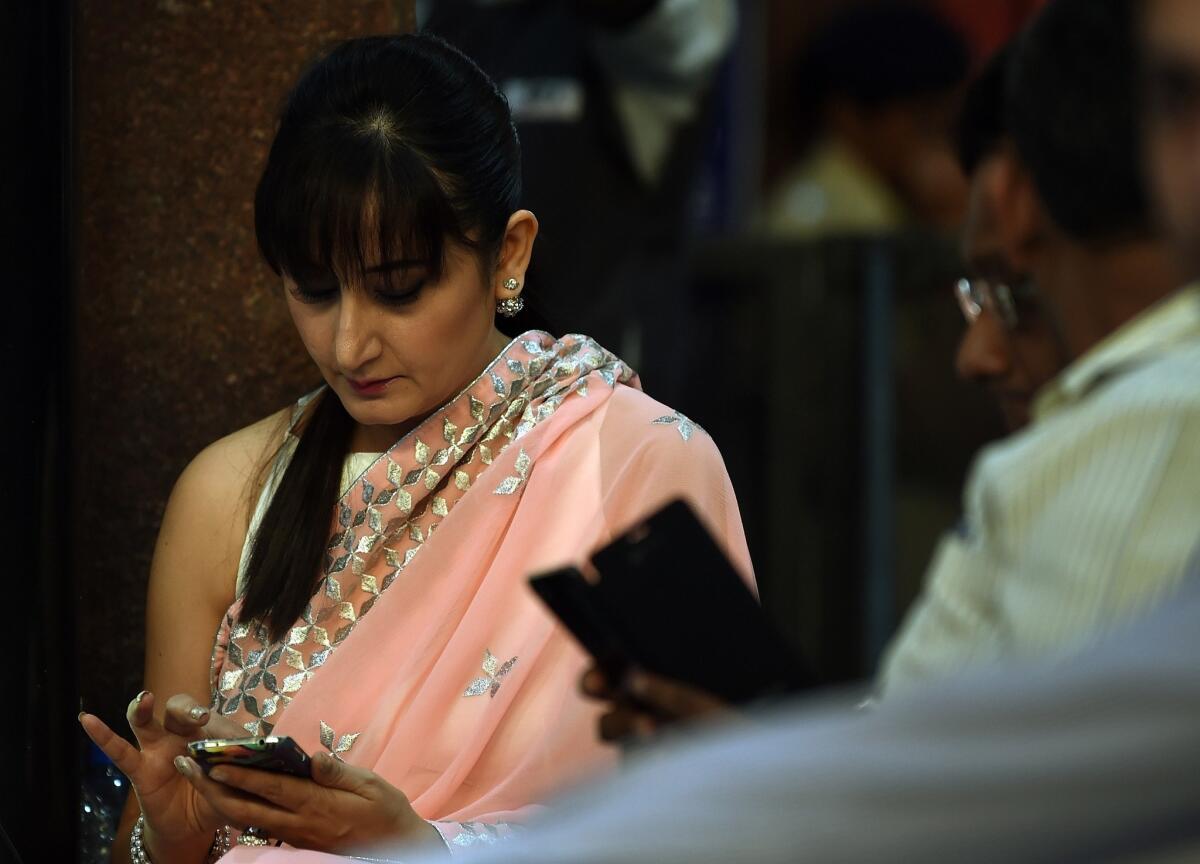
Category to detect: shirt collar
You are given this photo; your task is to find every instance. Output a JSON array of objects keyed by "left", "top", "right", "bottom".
[{"left": 1033, "top": 283, "right": 1200, "bottom": 420}]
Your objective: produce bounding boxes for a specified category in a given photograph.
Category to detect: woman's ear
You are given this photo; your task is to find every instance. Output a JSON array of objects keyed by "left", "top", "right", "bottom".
[
  {"left": 494, "top": 210, "right": 539, "bottom": 302},
  {"left": 991, "top": 146, "right": 1043, "bottom": 272}
]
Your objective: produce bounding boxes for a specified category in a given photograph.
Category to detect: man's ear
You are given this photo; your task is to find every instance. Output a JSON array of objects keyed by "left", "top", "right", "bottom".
[
  {"left": 493, "top": 210, "right": 538, "bottom": 301},
  {"left": 990, "top": 146, "right": 1043, "bottom": 272}
]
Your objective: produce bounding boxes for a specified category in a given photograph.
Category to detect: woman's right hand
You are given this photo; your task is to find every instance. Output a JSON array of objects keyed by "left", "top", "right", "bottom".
[{"left": 80, "top": 690, "right": 240, "bottom": 861}]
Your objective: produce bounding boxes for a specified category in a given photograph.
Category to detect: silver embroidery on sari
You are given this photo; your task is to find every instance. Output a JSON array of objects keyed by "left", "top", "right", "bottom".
[
  {"left": 319, "top": 720, "right": 361, "bottom": 762},
  {"left": 493, "top": 448, "right": 531, "bottom": 495},
  {"left": 651, "top": 410, "right": 701, "bottom": 441},
  {"left": 464, "top": 649, "right": 519, "bottom": 698}
]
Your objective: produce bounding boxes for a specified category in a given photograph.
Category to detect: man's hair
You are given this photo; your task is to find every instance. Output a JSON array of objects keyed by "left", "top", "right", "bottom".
[
  {"left": 956, "top": 44, "right": 1013, "bottom": 176},
  {"left": 800, "top": 1, "right": 969, "bottom": 110},
  {"left": 1008, "top": 0, "right": 1152, "bottom": 242}
]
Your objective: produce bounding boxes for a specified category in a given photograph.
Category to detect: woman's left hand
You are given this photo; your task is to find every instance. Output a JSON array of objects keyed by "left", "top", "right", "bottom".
[
  {"left": 581, "top": 665, "right": 732, "bottom": 743},
  {"left": 176, "top": 751, "right": 446, "bottom": 855}
]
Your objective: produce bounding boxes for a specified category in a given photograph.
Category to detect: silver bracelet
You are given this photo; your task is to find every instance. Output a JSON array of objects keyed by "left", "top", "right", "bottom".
[
  {"left": 130, "top": 813, "right": 153, "bottom": 864},
  {"left": 132, "top": 813, "right": 235, "bottom": 864}
]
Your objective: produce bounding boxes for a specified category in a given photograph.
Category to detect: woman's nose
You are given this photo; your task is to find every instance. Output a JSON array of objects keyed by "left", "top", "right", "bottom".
[{"left": 333, "top": 294, "right": 383, "bottom": 373}]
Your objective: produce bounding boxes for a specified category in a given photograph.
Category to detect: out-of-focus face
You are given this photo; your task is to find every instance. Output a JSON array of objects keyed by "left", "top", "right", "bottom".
[
  {"left": 863, "top": 94, "right": 969, "bottom": 230},
  {"left": 1143, "top": 0, "right": 1200, "bottom": 276},
  {"left": 955, "top": 150, "right": 1066, "bottom": 431},
  {"left": 284, "top": 237, "right": 513, "bottom": 452}
]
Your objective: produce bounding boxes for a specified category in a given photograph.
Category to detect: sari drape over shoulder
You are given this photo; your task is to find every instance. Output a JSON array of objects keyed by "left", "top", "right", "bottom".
[{"left": 213, "top": 332, "right": 752, "bottom": 859}]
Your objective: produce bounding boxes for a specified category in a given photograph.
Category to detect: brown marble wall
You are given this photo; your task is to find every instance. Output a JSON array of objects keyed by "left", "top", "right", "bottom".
[{"left": 75, "top": 0, "right": 415, "bottom": 730}]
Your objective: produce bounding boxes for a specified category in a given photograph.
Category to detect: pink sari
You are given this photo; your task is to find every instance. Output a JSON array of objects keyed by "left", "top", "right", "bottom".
[{"left": 213, "top": 332, "right": 752, "bottom": 859}]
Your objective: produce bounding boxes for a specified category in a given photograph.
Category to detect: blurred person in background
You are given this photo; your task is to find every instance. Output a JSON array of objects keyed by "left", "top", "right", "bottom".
[
  {"left": 585, "top": 0, "right": 1200, "bottom": 734},
  {"left": 421, "top": 0, "right": 735, "bottom": 374},
  {"left": 762, "top": 0, "right": 970, "bottom": 238}
]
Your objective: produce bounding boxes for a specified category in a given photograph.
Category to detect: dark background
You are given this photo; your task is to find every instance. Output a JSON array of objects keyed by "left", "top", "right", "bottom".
[{"left": 6, "top": 1, "right": 74, "bottom": 859}]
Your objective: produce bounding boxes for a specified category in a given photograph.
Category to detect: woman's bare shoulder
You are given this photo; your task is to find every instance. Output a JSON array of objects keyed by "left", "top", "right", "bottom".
[
  {"left": 164, "top": 406, "right": 294, "bottom": 543},
  {"left": 182, "top": 407, "right": 292, "bottom": 495},
  {"left": 149, "top": 407, "right": 295, "bottom": 608}
]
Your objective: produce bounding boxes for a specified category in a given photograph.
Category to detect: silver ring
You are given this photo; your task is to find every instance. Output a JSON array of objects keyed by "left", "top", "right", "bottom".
[{"left": 237, "top": 827, "right": 272, "bottom": 847}]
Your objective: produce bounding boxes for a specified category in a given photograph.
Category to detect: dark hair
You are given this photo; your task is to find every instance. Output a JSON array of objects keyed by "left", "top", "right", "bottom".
[
  {"left": 956, "top": 44, "right": 1014, "bottom": 176},
  {"left": 799, "top": 1, "right": 969, "bottom": 111},
  {"left": 1008, "top": 0, "right": 1151, "bottom": 242},
  {"left": 242, "top": 33, "right": 522, "bottom": 640}
]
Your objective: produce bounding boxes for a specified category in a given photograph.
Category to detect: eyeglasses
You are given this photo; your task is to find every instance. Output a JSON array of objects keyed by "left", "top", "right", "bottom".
[{"left": 954, "top": 277, "right": 1037, "bottom": 329}]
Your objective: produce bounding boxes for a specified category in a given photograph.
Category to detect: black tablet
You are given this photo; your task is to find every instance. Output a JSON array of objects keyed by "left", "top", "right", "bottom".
[{"left": 530, "top": 499, "right": 813, "bottom": 705}]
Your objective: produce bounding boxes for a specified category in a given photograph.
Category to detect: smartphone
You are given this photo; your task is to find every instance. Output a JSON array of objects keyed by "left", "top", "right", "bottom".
[{"left": 187, "top": 735, "right": 312, "bottom": 778}]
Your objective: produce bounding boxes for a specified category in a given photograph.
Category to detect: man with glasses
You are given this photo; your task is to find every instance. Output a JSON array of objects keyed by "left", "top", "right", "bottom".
[{"left": 879, "top": 0, "right": 1198, "bottom": 695}]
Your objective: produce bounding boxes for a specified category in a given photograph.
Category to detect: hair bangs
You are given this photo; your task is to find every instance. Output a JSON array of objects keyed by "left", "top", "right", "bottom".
[
  {"left": 255, "top": 121, "right": 465, "bottom": 287},
  {"left": 241, "top": 33, "right": 531, "bottom": 640}
]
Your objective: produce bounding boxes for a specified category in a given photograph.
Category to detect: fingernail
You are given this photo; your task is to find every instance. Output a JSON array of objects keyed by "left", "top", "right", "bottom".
[
  {"left": 189, "top": 706, "right": 208, "bottom": 721},
  {"left": 77, "top": 711, "right": 85, "bottom": 723},
  {"left": 174, "top": 756, "right": 192, "bottom": 777},
  {"left": 134, "top": 690, "right": 149, "bottom": 704}
]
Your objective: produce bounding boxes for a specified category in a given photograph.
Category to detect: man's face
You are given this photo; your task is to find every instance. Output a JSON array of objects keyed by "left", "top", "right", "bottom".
[
  {"left": 955, "top": 150, "right": 1066, "bottom": 431},
  {"left": 1143, "top": 0, "right": 1200, "bottom": 274}
]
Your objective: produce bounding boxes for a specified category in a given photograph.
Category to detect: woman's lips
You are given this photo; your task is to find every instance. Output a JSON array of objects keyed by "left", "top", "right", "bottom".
[{"left": 346, "top": 375, "right": 400, "bottom": 396}]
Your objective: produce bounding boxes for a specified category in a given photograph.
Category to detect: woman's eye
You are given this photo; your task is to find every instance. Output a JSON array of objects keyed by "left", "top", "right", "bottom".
[
  {"left": 289, "top": 283, "right": 338, "bottom": 304},
  {"left": 372, "top": 279, "right": 426, "bottom": 307}
]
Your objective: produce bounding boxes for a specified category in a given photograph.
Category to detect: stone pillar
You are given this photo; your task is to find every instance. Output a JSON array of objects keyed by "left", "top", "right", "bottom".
[{"left": 75, "top": 0, "right": 415, "bottom": 731}]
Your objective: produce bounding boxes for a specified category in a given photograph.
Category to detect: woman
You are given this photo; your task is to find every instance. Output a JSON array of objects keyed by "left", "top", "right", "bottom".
[{"left": 81, "top": 33, "right": 751, "bottom": 862}]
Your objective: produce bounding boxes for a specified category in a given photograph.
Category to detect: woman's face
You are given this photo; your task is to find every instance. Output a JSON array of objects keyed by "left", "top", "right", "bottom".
[{"left": 284, "top": 238, "right": 512, "bottom": 451}]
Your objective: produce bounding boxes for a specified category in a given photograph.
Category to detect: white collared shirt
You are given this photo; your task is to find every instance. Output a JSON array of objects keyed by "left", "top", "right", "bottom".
[{"left": 879, "top": 285, "right": 1200, "bottom": 696}]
